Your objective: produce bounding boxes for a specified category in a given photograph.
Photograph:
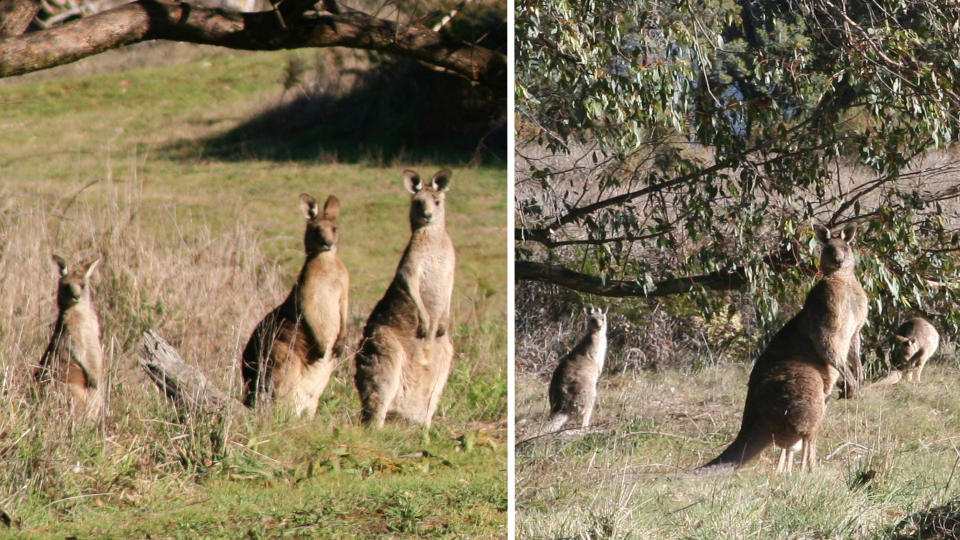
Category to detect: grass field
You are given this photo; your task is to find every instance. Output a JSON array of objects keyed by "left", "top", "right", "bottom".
[
  {"left": 0, "top": 43, "right": 506, "bottom": 537},
  {"left": 516, "top": 361, "right": 960, "bottom": 538}
]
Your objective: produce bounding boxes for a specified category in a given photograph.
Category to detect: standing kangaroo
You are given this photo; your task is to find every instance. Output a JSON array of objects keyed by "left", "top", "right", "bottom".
[
  {"left": 894, "top": 317, "right": 939, "bottom": 382},
  {"left": 355, "top": 169, "right": 456, "bottom": 427},
  {"left": 544, "top": 306, "right": 607, "bottom": 433},
  {"left": 36, "top": 255, "right": 104, "bottom": 419},
  {"left": 699, "top": 223, "right": 868, "bottom": 473},
  {"left": 241, "top": 194, "right": 349, "bottom": 417}
]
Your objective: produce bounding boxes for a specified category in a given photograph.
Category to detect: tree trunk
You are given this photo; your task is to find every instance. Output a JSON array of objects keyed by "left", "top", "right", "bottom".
[{"left": 138, "top": 329, "right": 250, "bottom": 418}]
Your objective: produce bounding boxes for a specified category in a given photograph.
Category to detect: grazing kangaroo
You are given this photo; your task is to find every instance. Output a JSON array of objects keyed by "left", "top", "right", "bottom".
[
  {"left": 36, "top": 255, "right": 104, "bottom": 419},
  {"left": 894, "top": 317, "right": 939, "bottom": 382},
  {"left": 241, "top": 194, "right": 349, "bottom": 417},
  {"left": 544, "top": 306, "right": 607, "bottom": 433},
  {"left": 699, "top": 223, "right": 867, "bottom": 473},
  {"left": 355, "top": 169, "right": 456, "bottom": 427}
]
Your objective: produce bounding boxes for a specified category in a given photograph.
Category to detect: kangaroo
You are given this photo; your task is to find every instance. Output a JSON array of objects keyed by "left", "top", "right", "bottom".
[
  {"left": 698, "top": 223, "right": 868, "bottom": 473},
  {"left": 544, "top": 306, "right": 607, "bottom": 433},
  {"left": 355, "top": 169, "right": 456, "bottom": 427},
  {"left": 36, "top": 255, "right": 104, "bottom": 420},
  {"left": 241, "top": 194, "right": 349, "bottom": 417},
  {"left": 893, "top": 317, "right": 939, "bottom": 382}
]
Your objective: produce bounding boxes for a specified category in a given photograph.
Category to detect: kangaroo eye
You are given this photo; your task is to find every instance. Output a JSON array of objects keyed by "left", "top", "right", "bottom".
[{"left": 333, "top": 227, "right": 338, "bottom": 233}]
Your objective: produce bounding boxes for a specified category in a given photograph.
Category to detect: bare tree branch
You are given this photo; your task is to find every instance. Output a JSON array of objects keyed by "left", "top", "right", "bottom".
[
  {"left": 0, "top": 0, "right": 506, "bottom": 89},
  {"left": 516, "top": 260, "right": 749, "bottom": 298}
]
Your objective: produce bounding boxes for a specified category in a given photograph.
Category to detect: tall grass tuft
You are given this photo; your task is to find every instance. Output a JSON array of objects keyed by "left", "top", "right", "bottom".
[{"left": 0, "top": 181, "right": 280, "bottom": 517}]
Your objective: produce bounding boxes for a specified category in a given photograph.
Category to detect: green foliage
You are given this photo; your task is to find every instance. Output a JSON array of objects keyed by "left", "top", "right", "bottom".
[{"left": 517, "top": 0, "right": 960, "bottom": 354}]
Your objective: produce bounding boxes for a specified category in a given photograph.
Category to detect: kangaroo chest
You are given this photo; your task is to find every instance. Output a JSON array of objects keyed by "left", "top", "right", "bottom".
[
  {"left": 839, "top": 279, "right": 868, "bottom": 347},
  {"left": 295, "top": 258, "right": 344, "bottom": 334},
  {"left": 407, "top": 233, "right": 454, "bottom": 313},
  {"left": 57, "top": 307, "right": 102, "bottom": 368},
  {"left": 591, "top": 334, "right": 607, "bottom": 373}
]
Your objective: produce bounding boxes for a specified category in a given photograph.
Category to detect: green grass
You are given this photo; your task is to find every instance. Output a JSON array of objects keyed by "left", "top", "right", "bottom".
[
  {"left": 516, "top": 364, "right": 960, "bottom": 538},
  {"left": 0, "top": 43, "right": 506, "bottom": 537},
  {"left": 24, "top": 425, "right": 504, "bottom": 538}
]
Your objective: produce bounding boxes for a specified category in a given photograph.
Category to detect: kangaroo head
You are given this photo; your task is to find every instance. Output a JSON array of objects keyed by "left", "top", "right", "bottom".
[
  {"left": 300, "top": 194, "right": 340, "bottom": 255},
  {"left": 52, "top": 254, "right": 99, "bottom": 310},
  {"left": 894, "top": 333, "right": 920, "bottom": 361},
  {"left": 404, "top": 169, "right": 451, "bottom": 229},
  {"left": 813, "top": 223, "right": 858, "bottom": 274},
  {"left": 584, "top": 305, "right": 607, "bottom": 334}
]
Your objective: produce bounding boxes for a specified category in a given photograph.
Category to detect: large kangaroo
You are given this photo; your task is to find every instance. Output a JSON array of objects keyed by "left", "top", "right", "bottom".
[
  {"left": 355, "top": 169, "right": 456, "bottom": 427},
  {"left": 241, "top": 194, "right": 349, "bottom": 417},
  {"left": 699, "top": 223, "right": 868, "bottom": 473},
  {"left": 544, "top": 306, "right": 607, "bottom": 433},
  {"left": 36, "top": 255, "right": 104, "bottom": 419},
  {"left": 894, "top": 317, "right": 939, "bottom": 382}
]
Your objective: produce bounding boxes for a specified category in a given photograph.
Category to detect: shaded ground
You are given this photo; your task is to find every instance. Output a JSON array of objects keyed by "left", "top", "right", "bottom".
[{"left": 186, "top": 56, "right": 507, "bottom": 165}]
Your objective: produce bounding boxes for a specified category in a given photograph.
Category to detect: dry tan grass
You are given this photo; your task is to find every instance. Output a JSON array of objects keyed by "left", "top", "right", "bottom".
[{"left": 516, "top": 357, "right": 960, "bottom": 538}]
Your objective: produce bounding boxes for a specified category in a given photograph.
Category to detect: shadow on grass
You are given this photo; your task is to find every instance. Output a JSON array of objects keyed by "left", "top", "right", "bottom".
[
  {"left": 163, "top": 7, "right": 507, "bottom": 166},
  {"left": 890, "top": 500, "right": 960, "bottom": 539}
]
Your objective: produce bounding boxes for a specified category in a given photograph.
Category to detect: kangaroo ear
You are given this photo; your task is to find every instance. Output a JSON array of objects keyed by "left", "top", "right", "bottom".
[
  {"left": 323, "top": 195, "right": 340, "bottom": 220},
  {"left": 52, "top": 254, "right": 68, "bottom": 277},
  {"left": 813, "top": 224, "right": 831, "bottom": 243},
  {"left": 403, "top": 170, "right": 422, "bottom": 194},
  {"left": 300, "top": 194, "right": 319, "bottom": 219},
  {"left": 83, "top": 258, "right": 101, "bottom": 279},
  {"left": 894, "top": 334, "right": 909, "bottom": 343},
  {"left": 431, "top": 169, "right": 452, "bottom": 192},
  {"left": 840, "top": 223, "right": 858, "bottom": 243}
]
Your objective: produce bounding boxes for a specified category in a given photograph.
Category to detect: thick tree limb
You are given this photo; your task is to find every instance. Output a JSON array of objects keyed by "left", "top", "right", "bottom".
[
  {"left": 0, "top": 0, "right": 506, "bottom": 89},
  {"left": 516, "top": 260, "right": 748, "bottom": 298},
  {"left": 0, "top": 0, "right": 39, "bottom": 37},
  {"left": 138, "top": 329, "right": 250, "bottom": 419}
]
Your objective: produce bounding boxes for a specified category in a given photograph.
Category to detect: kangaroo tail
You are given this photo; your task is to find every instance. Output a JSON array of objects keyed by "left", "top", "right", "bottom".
[
  {"left": 866, "top": 369, "right": 903, "bottom": 389},
  {"left": 540, "top": 413, "right": 569, "bottom": 435},
  {"left": 696, "top": 428, "right": 770, "bottom": 475}
]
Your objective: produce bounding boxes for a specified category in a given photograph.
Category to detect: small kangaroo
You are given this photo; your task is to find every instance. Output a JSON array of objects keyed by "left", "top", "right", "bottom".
[
  {"left": 698, "top": 223, "right": 867, "bottom": 473},
  {"left": 544, "top": 306, "right": 607, "bottom": 433},
  {"left": 355, "top": 169, "right": 456, "bottom": 427},
  {"left": 36, "top": 255, "right": 104, "bottom": 419},
  {"left": 893, "top": 317, "right": 939, "bottom": 382},
  {"left": 241, "top": 194, "right": 349, "bottom": 417}
]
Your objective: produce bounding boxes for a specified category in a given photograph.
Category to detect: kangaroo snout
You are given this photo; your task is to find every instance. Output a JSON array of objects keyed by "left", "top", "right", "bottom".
[
  {"left": 58, "top": 283, "right": 83, "bottom": 306},
  {"left": 822, "top": 246, "right": 844, "bottom": 269},
  {"left": 414, "top": 199, "right": 434, "bottom": 223}
]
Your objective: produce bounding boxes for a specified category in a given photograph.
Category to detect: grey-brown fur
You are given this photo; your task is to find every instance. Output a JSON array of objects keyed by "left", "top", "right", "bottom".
[
  {"left": 242, "top": 194, "right": 349, "bottom": 417},
  {"left": 36, "top": 255, "right": 104, "bottom": 419},
  {"left": 893, "top": 317, "right": 939, "bottom": 382},
  {"left": 545, "top": 306, "right": 607, "bottom": 432},
  {"left": 699, "top": 223, "right": 868, "bottom": 473},
  {"left": 355, "top": 169, "right": 456, "bottom": 427}
]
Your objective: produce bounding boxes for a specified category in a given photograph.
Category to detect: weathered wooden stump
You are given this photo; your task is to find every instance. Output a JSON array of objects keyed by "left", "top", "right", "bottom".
[{"left": 137, "top": 329, "right": 249, "bottom": 418}]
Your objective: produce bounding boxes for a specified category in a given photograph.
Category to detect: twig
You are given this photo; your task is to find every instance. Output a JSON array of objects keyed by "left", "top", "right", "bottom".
[
  {"left": 824, "top": 441, "right": 870, "bottom": 461},
  {"left": 432, "top": 0, "right": 473, "bottom": 32},
  {"left": 45, "top": 492, "right": 114, "bottom": 508},
  {"left": 514, "top": 420, "right": 614, "bottom": 448}
]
